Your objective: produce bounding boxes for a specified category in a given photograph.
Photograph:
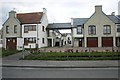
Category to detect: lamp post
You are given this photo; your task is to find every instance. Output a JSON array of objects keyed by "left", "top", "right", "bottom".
[
  {"left": 22, "top": 44, "right": 25, "bottom": 59},
  {"left": 89, "top": 47, "right": 90, "bottom": 59}
]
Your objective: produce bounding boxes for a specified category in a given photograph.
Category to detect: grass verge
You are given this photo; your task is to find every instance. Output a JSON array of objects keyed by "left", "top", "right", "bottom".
[
  {"left": 2, "top": 49, "right": 20, "bottom": 57},
  {"left": 22, "top": 52, "right": 120, "bottom": 60}
]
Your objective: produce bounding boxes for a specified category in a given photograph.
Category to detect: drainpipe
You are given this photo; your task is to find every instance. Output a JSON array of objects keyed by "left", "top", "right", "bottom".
[
  {"left": 71, "top": 28, "right": 74, "bottom": 47},
  {"left": 36, "top": 22, "right": 39, "bottom": 51}
]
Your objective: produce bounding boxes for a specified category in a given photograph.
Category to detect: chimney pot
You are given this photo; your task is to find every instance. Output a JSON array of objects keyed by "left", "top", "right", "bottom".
[
  {"left": 43, "top": 8, "right": 47, "bottom": 14},
  {"left": 111, "top": 12, "right": 115, "bottom": 15}
]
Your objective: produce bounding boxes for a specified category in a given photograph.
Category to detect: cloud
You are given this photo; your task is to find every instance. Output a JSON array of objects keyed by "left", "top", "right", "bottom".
[{"left": 0, "top": 0, "right": 119, "bottom": 29}]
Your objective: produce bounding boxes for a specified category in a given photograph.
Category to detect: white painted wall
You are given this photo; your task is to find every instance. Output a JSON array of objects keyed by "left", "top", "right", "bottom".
[
  {"left": 72, "top": 28, "right": 84, "bottom": 37},
  {"left": 24, "top": 43, "right": 36, "bottom": 48},
  {"left": 17, "top": 38, "right": 23, "bottom": 50},
  {"left": 22, "top": 24, "right": 37, "bottom": 48},
  {"left": 37, "top": 12, "right": 48, "bottom": 48},
  {"left": 22, "top": 24, "right": 37, "bottom": 37}
]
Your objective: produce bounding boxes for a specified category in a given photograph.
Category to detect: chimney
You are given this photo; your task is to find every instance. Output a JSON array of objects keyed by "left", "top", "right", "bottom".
[
  {"left": 111, "top": 12, "right": 115, "bottom": 15},
  {"left": 95, "top": 5, "right": 102, "bottom": 13},
  {"left": 9, "top": 10, "right": 16, "bottom": 18},
  {"left": 43, "top": 8, "right": 47, "bottom": 14}
]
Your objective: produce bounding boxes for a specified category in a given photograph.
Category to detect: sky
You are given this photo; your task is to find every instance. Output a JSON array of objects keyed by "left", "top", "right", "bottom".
[{"left": 0, "top": 0, "right": 120, "bottom": 31}]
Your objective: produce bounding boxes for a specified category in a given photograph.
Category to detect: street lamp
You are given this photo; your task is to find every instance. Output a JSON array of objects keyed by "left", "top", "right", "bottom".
[{"left": 22, "top": 44, "right": 25, "bottom": 59}]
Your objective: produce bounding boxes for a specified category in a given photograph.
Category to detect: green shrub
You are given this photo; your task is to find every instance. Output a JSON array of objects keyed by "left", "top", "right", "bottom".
[{"left": 23, "top": 52, "right": 120, "bottom": 60}]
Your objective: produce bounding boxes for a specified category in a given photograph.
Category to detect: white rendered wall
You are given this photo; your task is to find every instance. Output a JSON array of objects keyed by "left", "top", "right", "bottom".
[
  {"left": 73, "top": 28, "right": 84, "bottom": 38},
  {"left": 38, "top": 13, "right": 48, "bottom": 48}
]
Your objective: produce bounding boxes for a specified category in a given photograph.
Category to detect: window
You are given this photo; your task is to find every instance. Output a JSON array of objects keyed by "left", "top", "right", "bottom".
[
  {"left": 24, "top": 26, "right": 28, "bottom": 33},
  {"left": 68, "top": 40, "right": 71, "bottom": 44},
  {"left": 88, "top": 25, "right": 96, "bottom": 34},
  {"left": 42, "top": 26, "right": 45, "bottom": 32},
  {"left": 24, "top": 37, "right": 36, "bottom": 45},
  {"left": 103, "top": 25, "right": 111, "bottom": 34},
  {"left": 117, "top": 25, "right": 120, "bottom": 32},
  {"left": 6, "top": 26, "right": 9, "bottom": 33},
  {"left": 24, "top": 25, "right": 36, "bottom": 33},
  {"left": 77, "top": 26, "right": 82, "bottom": 34},
  {"left": 14, "top": 25, "right": 17, "bottom": 33},
  {"left": 29, "top": 26, "right": 33, "bottom": 31},
  {"left": 42, "top": 38, "right": 45, "bottom": 44},
  {"left": 24, "top": 38, "right": 28, "bottom": 45}
]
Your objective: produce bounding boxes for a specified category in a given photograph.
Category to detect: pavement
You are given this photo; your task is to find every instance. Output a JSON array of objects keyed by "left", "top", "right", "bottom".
[
  {"left": 2, "top": 60, "right": 119, "bottom": 68},
  {"left": 1, "top": 51, "right": 120, "bottom": 68}
]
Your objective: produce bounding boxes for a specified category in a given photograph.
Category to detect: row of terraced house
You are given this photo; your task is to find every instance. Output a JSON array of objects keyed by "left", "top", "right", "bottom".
[{"left": 1, "top": 5, "right": 120, "bottom": 50}]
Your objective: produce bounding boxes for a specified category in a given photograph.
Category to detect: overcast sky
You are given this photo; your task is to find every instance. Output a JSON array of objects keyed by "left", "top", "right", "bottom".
[{"left": 0, "top": 0, "right": 120, "bottom": 29}]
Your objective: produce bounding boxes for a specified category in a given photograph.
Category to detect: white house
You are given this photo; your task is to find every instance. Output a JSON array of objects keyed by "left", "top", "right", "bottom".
[
  {"left": 61, "top": 33, "right": 72, "bottom": 46},
  {"left": 2, "top": 8, "right": 48, "bottom": 50}
]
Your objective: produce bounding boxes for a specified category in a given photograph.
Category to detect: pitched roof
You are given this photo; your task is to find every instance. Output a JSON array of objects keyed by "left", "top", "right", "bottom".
[
  {"left": 107, "top": 15, "right": 120, "bottom": 24},
  {"left": 47, "top": 23, "right": 72, "bottom": 29},
  {"left": 72, "top": 18, "right": 88, "bottom": 27},
  {"left": 116, "top": 15, "right": 120, "bottom": 20},
  {"left": 17, "top": 12, "right": 43, "bottom": 24}
]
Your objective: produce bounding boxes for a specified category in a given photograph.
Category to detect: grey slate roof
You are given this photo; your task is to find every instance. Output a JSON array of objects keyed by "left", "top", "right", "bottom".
[
  {"left": 47, "top": 23, "right": 72, "bottom": 29},
  {"left": 107, "top": 15, "right": 120, "bottom": 24},
  {"left": 72, "top": 18, "right": 88, "bottom": 27},
  {"left": 47, "top": 15, "right": 120, "bottom": 30},
  {"left": 116, "top": 15, "right": 120, "bottom": 20}
]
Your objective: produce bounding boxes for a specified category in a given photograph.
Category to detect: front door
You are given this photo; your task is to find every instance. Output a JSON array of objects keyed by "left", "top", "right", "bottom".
[
  {"left": 48, "top": 39, "right": 52, "bottom": 47},
  {"left": 55, "top": 42, "right": 60, "bottom": 46},
  {"left": 6, "top": 38, "right": 17, "bottom": 50},
  {"left": 79, "top": 40, "right": 82, "bottom": 47}
]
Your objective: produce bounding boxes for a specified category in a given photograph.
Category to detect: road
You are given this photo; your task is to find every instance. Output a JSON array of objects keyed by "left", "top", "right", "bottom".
[{"left": 2, "top": 67, "right": 119, "bottom": 78}]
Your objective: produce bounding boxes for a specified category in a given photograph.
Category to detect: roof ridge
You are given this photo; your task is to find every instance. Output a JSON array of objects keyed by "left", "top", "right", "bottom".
[
  {"left": 50, "top": 22, "right": 71, "bottom": 24},
  {"left": 73, "top": 18, "right": 88, "bottom": 19},
  {"left": 17, "top": 12, "right": 43, "bottom": 14}
]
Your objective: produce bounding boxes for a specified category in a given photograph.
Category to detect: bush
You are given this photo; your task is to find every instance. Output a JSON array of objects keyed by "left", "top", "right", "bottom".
[{"left": 23, "top": 52, "right": 120, "bottom": 60}]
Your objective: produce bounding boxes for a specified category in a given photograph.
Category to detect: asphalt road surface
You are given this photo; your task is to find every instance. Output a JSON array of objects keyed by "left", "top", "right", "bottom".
[{"left": 2, "top": 67, "right": 119, "bottom": 78}]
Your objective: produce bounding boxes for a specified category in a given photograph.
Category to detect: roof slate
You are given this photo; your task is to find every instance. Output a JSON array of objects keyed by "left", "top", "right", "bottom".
[
  {"left": 17, "top": 12, "right": 43, "bottom": 24},
  {"left": 107, "top": 15, "right": 120, "bottom": 24},
  {"left": 72, "top": 18, "right": 88, "bottom": 27},
  {"left": 47, "top": 23, "right": 72, "bottom": 29}
]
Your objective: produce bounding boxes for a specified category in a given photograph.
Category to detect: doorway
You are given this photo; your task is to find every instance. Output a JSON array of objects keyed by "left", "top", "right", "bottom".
[{"left": 6, "top": 37, "right": 17, "bottom": 50}]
